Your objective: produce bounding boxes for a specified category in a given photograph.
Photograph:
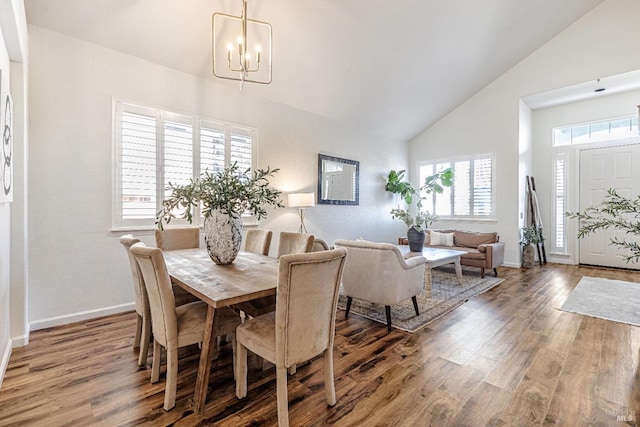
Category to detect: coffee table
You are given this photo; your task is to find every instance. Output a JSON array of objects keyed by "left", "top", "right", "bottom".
[{"left": 396, "top": 245, "right": 466, "bottom": 297}]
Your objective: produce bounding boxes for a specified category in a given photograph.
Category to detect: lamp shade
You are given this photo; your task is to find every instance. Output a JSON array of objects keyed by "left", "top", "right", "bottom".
[{"left": 288, "top": 192, "right": 316, "bottom": 208}]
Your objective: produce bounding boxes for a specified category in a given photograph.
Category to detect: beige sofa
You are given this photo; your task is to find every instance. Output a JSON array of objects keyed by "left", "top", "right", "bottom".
[{"left": 399, "top": 229, "right": 504, "bottom": 278}]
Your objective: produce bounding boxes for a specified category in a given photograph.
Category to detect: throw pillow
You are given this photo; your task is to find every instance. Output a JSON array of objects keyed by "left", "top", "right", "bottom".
[{"left": 430, "top": 230, "right": 454, "bottom": 247}]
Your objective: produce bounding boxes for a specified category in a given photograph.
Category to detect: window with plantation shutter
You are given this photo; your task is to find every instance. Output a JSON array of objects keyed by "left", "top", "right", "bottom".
[
  {"left": 419, "top": 153, "right": 494, "bottom": 220},
  {"left": 113, "top": 101, "right": 256, "bottom": 230},
  {"left": 552, "top": 153, "right": 567, "bottom": 253}
]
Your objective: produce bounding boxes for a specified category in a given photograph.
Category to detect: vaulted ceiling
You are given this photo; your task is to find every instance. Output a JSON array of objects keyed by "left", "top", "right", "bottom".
[{"left": 24, "top": 0, "right": 604, "bottom": 141}]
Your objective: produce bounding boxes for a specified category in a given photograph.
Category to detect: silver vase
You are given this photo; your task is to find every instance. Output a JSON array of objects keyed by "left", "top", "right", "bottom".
[{"left": 203, "top": 210, "right": 242, "bottom": 264}]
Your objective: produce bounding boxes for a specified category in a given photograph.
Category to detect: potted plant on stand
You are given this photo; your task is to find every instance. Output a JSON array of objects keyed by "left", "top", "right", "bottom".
[
  {"left": 156, "top": 162, "right": 283, "bottom": 264},
  {"left": 385, "top": 168, "right": 453, "bottom": 252},
  {"left": 520, "top": 225, "right": 544, "bottom": 268}
]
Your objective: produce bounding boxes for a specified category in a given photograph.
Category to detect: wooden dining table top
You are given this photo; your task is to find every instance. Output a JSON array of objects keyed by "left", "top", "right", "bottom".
[
  {"left": 162, "top": 247, "right": 280, "bottom": 413},
  {"left": 162, "top": 248, "right": 280, "bottom": 308}
]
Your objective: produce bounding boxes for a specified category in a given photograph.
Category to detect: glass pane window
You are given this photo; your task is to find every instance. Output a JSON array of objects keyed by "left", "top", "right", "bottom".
[
  {"left": 419, "top": 154, "right": 494, "bottom": 220},
  {"left": 553, "top": 115, "right": 638, "bottom": 146},
  {"left": 114, "top": 102, "right": 256, "bottom": 229}
]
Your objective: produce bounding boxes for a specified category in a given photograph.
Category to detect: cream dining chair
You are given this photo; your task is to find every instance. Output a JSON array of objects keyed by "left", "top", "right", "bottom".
[
  {"left": 243, "top": 228, "right": 273, "bottom": 256},
  {"left": 154, "top": 226, "right": 200, "bottom": 250},
  {"left": 154, "top": 227, "right": 200, "bottom": 306},
  {"left": 119, "top": 235, "right": 152, "bottom": 367},
  {"left": 235, "top": 248, "right": 348, "bottom": 427},
  {"left": 130, "top": 242, "right": 242, "bottom": 411},
  {"left": 277, "top": 231, "right": 314, "bottom": 258},
  {"left": 312, "top": 238, "right": 330, "bottom": 251}
]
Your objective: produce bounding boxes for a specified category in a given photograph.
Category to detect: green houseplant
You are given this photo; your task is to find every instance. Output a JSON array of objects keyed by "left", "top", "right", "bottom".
[
  {"left": 565, "top": 188, "right": 640, "bottom": 264},
  {"left": 385, "top": 168, "right": 453, "bottom": 251},
  {"left": 157, "top": 162, "right": 283, "bottom": 264},
  {"left": 520, "top": 225, "right": 544, "bottom": 268}
]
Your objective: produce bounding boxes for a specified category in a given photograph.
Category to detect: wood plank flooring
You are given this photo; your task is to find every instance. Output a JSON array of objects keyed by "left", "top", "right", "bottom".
[{"left": 1, "top": 263, "right": 640, "bottom": 426}]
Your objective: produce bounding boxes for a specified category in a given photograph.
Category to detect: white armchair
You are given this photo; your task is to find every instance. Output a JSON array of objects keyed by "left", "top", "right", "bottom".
[{"left": 334, "top": 240, "right": 427, "bottom": 331}]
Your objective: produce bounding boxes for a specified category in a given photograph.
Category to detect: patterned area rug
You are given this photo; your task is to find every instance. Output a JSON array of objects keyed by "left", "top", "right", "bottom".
[
  {"left": 559, "top": 276, "right": 640, "bottom": 326},
  {"left": 337, "top": 267, "right": 504, "bottom": 332}
]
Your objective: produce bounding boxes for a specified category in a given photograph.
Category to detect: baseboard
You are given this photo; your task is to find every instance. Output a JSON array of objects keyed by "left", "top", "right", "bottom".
[
  {"left": 30, "top": 302, "right": 135, "bottom": 331},
  {"left": 10, "top": 333, "right": 29, "bottom": 348},
  {"left": 502, "top": 262, "right": 521, "bottom": 268},
  {"left": 0, "top": 338, "right": 12, "bottom": 390}
]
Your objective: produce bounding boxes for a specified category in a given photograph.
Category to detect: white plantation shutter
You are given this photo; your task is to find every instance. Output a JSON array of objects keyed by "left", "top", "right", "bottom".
[
  {"left": 113, "top": 101, "right": 256, "bottom": 229},
  {"left": 230, "top": 126, "right": 253, "bottom": 173},
  {"left": 163, "top": 118, "right": 193, "bottom": 197},
  {"left": 120, "top": 109, "right": 157, "bottom": 220},
  {"left": 453, "top": 160, "right": 470, "bottom": 216},
  {"left": 200, "top": 121, "right": 226, "bottom": 174},
  {"left": 472, "top": 156, "right": 492, "bottom": 216},
  {"left": 553, "top": 153, "right": 567, "bottom": 253},
  {"left": 418, "top": 153, "right": 495, "bottom": 220}
]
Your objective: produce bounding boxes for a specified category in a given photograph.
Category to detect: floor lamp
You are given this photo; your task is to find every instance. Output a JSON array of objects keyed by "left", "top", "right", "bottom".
[{"left": 288, "top": 192, "right": 315, "bottom": 233}]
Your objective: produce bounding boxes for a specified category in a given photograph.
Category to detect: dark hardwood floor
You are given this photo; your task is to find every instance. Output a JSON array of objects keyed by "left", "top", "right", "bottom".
[{"left": 1, "top": 263, "right": 640, "bottom": 426}]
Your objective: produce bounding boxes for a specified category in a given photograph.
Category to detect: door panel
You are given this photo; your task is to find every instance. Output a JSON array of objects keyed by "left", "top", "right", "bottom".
[{"left": 579, "top": 144, "right": 640, "bottom": 270}]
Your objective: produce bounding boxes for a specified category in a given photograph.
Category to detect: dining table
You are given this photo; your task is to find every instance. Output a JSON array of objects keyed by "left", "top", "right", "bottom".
[{"left": 163, "top": 248, "right": 279, "bottom": 414}]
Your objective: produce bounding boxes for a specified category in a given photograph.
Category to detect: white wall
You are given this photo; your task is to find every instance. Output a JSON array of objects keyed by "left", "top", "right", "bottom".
[
  {"left": 26, "top": 25, "right": 408, "bottom": 327},
  {"left": 532, "top": 89, "right": 640, "bottom": 264},
  {"left": 409, "top": 0, "right": 640, "bottom": 267},
  {"left": 0, "top": 20, "right": 12, "bottom": 386},
  {"left": 1, "top": 0, "right": 28, "bottom": 386}
]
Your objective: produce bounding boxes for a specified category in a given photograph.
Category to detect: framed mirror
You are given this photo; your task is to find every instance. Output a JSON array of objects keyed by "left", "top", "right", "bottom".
[{"left": 317, "top": 154, "right": 359, "bottom": 205}]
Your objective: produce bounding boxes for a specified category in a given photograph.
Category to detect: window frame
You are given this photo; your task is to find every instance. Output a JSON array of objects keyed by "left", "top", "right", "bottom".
[
  {"left": 112, "top": 100, "right": 257, "bottom": 231},
  {"left": 418, "top": 153, "right": 496, "bottom": 221}
]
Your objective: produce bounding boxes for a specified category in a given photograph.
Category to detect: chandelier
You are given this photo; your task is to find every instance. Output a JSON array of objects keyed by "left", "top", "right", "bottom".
[{"left": 212, "top": 0, "right": 272, "bottom": 89}]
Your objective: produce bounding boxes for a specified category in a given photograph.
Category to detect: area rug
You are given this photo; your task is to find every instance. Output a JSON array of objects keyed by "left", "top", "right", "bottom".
[
  {"left": 559, "top": 276, "right": 640, "bottom": 326},
  {"left": 337, "top": 267, "right": 504, "bottom": 333}
]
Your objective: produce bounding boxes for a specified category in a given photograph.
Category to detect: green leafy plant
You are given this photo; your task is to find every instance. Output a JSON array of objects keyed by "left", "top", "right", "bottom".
[
  {"left": 520, "top": 226, "right": 544, "bottom": 246},
  {"left": 385, "top": 168, "right": 453, "bottom": 232},
  {"left": 156, "top": 162, "right": 283, "bottom": 229},
  {"left": 565, "top": 188, "right": 640, "bottom": 263}
]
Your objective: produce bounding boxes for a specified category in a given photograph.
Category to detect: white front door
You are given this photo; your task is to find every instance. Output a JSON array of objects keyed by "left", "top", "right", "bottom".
[{"left": 578, "top": 144, "right": 640, "bottom": 270}]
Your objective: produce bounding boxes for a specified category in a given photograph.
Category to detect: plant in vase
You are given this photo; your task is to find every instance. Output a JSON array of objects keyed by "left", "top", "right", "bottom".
[
  {"left": 520, "top": 225, "right": 544, "bottom": 268},
  {"left": 385, "top": 168, "right": 453, "bottom": 252},
  {"left": 156, "top": 162, "right": 283, "bottom": 264}
]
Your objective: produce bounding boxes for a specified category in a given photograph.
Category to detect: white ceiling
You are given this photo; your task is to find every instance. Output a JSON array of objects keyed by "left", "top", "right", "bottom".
[{"left": 24, "top": 0, "right": 605, "bottom": 141}]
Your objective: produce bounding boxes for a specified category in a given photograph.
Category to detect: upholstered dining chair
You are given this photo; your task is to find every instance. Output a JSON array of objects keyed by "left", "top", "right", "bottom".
[
  {"left": 334, "top": 239, "right": 427, "bottom": 331},
  {"left": 119, "top": 235, "right": 152, "bottom": 367},
  {"left": 312, "top": 238, "right": 330, "bottom": 251},
  {"left": 130, "top": 242, "right": 242, "bottom": 411},
  {"left": 243, "top": 228, "right": 273, "bottom": 256},
  {"left": 276, "top": 232, "right": 314, "bottom": 258},
  {"left": 154, "top": 227, "right": 200, "bottom": 306},
  {"left": 235, "top": 248, "right": 348, "bottom": 427},
  {"left": 154, "top": 226, "right": 200, "bottom": 250}
]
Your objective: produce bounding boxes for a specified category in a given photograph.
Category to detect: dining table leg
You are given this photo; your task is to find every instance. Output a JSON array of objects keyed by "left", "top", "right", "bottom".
[{"left": 193, "top": 305, "right": 217, "bottom": 414}]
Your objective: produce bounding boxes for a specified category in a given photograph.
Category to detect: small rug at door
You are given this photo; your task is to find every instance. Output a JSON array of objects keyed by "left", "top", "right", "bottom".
[
  {"left": 559, "top": 276, "right": 640, "bottom": 327},
  {"left": 337, "top": 267, "right": 504, "bottom": 333}
]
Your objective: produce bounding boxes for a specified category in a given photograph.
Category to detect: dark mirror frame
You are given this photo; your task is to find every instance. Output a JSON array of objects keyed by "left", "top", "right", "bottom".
[{"left": 317, "top": 154, "right": 360, "bottom": 205}]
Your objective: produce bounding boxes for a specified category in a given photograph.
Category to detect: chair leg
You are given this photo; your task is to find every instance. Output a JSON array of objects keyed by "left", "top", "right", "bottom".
[
  {"left": 288, "top": 365, "right": 296, "bottom": 375},
  {"left": 276, "top": 365, "right": 290, "bottom": 427},
  {"left": 133, "top": 314, "right": 142, "bottom": 349},
  {"left": 411, "top": 296, "right": 419, "bottom": 316},
  {"left": 480, "top": 267, "right": 485, "bottom": 278},
  {"left": 324, "top": 349, "right": 336, "bottom": 406},
  {"left": 138, "top": 315, "right": 152, "bottom": 367},
  {"left": 151, "top": 340, "right": 161, "bottom": 384},
  {"left": 235, "top": 342, "right": 248, "bottom": 398},
  {"left": 345, "top": 297, "right": 352, "bottom": 318},
  {"left": 164, "top": 347, "right": 178, "bottom": 411},
  {"left": 494, "top": 267, "right": 498, "bottom": 277},
  {"left": 385, "top": 306, "right": 392, "bottom": 331}
]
